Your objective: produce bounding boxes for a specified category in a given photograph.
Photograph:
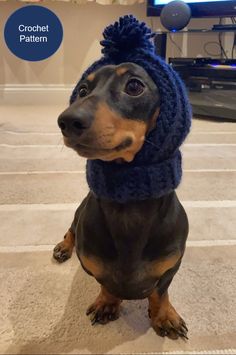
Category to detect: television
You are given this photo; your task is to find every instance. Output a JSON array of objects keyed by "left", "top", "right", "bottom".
[{"left": 147, "top": 0, "right": 236, "bottom": 17}]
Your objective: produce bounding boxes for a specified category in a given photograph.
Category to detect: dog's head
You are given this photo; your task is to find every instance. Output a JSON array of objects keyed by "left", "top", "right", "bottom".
[{"left": 58, "top": 62, "right": 160, "bottom": 163}]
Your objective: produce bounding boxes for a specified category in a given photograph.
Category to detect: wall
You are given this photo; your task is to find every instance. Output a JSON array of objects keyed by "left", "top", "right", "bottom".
[
  {"left": 0, "top": 1, "right": 231, "bottom": 104},
  {"left": 0, "top": 1, "right": 152, "bottom": 86},
  {"left": 0, "top": 1, "right": 224, "bottom": 86}
]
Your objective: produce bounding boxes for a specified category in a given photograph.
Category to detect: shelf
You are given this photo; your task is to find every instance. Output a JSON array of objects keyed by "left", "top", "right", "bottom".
[{"left": 155, "top": 29, "right": 236, "bottom": 34}]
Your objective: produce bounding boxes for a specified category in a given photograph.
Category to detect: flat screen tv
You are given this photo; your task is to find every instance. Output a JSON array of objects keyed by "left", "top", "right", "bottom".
[{"left": 147, "top": 0, "right": 236, "bottom": 17}]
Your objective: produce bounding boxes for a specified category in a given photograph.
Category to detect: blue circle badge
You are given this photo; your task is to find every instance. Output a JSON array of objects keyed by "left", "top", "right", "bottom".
[{"left": 4, "top": 5, "right": 63, "bottom": 61}]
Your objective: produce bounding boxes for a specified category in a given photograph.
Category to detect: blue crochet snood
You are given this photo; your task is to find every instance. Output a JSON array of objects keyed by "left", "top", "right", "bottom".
[{"left": 70, "top": 15, "right": 192, "bottom": 203}]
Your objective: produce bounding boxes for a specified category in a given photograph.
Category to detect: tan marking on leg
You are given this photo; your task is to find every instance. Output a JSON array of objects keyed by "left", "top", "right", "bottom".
[
  {"left": 87, "top": 73, "right": 95, "bottom": 82},
  {"left": 79, "top": 254, "right": 103, "bottom": 278},
  {"left": 86, "top": 285, "right": 122, "bottom": 325},
  {"left": 149, "top": 289, "right": 169, "bottom": 318},
  {"left": 150, "top": 253, "right": 181, "bottom": 278},
  {"left": 148, "top": 290, "right": 188, "bottom": 340},
  {"left": 64, "top": 229, "right": 75, "bottom": 246}
]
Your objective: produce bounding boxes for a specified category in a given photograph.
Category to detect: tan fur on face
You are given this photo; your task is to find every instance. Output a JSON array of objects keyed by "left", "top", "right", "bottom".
[
  {"left": 78, "top": 102, "right": 148, "bottom": 162},
  {"left": 116, "top": 67, "right": 128, "bottom": 76},
  {"left": 94, "top": 103, "right": 148, "bottom": 161},
  {"left": 87, "top": 73, "right": 95, "bottom": 82}
]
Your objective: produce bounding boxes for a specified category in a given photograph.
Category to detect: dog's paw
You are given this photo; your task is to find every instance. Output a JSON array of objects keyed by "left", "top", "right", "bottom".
[
  {"left": 86, "top": 300, "right": 120, "bottom": 325},
  {"left": 150, "top": 305, "right": 188, "bottom": 340},
  {"left": 53, "top": 241, "right": 73, "bottom": 263}
]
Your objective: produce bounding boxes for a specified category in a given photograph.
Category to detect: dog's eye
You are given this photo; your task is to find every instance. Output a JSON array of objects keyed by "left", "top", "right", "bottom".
[
  {"left": 125, "top": 79, "right": 144, "bottom": 96},
  {"left": 78, "top": 86, "right": 88, "bottom": 98}
]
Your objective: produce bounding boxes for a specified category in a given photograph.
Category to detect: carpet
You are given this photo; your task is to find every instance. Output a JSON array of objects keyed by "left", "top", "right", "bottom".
[{"left": 0, "top": 105, "right": 235, "bottom": 354}]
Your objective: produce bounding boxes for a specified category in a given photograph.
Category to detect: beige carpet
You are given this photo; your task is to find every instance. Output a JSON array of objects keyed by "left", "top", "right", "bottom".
[{"left": 0, "top": 105, "right": 236, "bottom": 354}]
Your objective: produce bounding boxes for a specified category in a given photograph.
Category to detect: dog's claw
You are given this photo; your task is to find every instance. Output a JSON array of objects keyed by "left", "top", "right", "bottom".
[
  {"left": 175, "top": 327, "right": 188, "bottom": 338},
  {"left": 53, "top": 246, "right": 60, "bottom": 253},
  {"left": 181, "top": 321, "right": 188, "bottom": 332},
  {"left": 151, "top": 310, "right": 188, "bottom": 340},
  {"left": 159, "top": 328, "right": 167, "bottom": 337},
  {"left": 91, "top": 316, "right": 97, "bottom": 325},
  {"left": 86, "top": 309, "right": 93, "bottom": 316},
  {"left": 86, "top": 302, "right": 120, "bottom": 325}
]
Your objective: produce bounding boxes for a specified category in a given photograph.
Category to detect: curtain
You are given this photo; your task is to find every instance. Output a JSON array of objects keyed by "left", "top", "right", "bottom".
[{"left": 0, "top": 0, "right": 145, "bottom": 4}]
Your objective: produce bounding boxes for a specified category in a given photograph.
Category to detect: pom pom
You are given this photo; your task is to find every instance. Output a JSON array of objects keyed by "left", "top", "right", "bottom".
[{"left": 100, "top": 15, "right": 155, "bottom": 60}]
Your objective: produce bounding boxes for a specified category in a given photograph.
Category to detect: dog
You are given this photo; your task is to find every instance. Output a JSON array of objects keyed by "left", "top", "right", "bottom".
[{"left": 53, "top": 62, "right": 189, "bottom": 340}]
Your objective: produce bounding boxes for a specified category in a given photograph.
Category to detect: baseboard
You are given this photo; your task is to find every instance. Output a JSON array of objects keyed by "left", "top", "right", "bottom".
[{"left": 0, "top": 84, "right": 74, "bottom": 105}]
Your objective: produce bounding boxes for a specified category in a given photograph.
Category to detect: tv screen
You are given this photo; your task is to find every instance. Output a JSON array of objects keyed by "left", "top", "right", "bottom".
[{"left": 147, "top": 0, "right": 236, "bottom": 17}]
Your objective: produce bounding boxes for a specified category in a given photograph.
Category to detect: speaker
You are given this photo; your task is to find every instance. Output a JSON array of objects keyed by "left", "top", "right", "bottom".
[{"left": 160, "top": 0, "right": 191, "bottom": 32}]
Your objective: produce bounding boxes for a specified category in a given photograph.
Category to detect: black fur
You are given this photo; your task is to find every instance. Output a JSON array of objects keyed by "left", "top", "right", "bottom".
[{"left": 69, "top": 191, "right": 188, "bottom": 300}]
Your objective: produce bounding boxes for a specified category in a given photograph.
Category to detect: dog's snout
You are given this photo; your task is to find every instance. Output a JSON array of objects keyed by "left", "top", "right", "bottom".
[
  {"left": 58, "top": 117, "right": 67, "bottom": 131},
  {"left": 58, "top": 109, "right": 92, "bottom": 137}
]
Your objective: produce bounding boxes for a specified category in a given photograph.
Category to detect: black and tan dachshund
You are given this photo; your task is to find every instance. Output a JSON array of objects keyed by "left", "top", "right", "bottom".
[{"left": 53, "top": 62, "right": 189, "bottom": 340}]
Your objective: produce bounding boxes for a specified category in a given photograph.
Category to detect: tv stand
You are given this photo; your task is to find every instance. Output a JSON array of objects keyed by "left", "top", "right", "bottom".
[
  {"left": 168, "top": 58, "right": 236, "bottom": 121},
  {"left": 212, "top": 24, "right": 236, "bottom": 31},
  {"left": 154, "top": 28, "right": 236, "bottom": 59},
  {"left": 154, "top": 29, "right": 236, "bottom": 120}
]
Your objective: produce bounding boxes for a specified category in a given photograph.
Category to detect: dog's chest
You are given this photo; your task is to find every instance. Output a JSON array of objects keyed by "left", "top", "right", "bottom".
[
  {"left": 106, "top": 205, "right": 151, "bottom": 257},
  {"left": 74, "top": 196, "right": 178, "bottom": 299}
]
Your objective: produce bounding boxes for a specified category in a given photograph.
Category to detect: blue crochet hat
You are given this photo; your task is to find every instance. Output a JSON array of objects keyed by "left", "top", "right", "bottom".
[{"left": 70, "top": 15, "right": 192, "bottom": 203}]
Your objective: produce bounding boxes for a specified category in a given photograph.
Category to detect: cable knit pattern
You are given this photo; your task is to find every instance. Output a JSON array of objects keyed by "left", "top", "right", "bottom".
[{"left": 70, "top": 15, "right": 192, "bottom": 203}]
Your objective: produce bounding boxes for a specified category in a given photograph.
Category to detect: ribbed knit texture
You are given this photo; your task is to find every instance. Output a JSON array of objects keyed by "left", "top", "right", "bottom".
[{"left": 70, "top": 15, "right": 192, "bottom": 203}]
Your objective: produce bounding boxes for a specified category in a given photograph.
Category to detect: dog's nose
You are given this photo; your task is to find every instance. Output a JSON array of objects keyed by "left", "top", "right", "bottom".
[{"left": 58, "top": 109, "right": 92, "bottom": 137}]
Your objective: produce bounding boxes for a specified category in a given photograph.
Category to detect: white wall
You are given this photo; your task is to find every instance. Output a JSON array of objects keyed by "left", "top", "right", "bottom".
[
  {"left": 0, "top": 0, "right": 223, "bottom": 87},
  {"left": 0, "top": 1, "right": 152, "bottom": 86},
  {"left": 1, "top": 1, "right": 230, "bottom": 105}
]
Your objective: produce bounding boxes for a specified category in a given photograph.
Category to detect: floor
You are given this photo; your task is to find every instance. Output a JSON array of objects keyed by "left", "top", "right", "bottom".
[{"left": 0, "top": 104, "right": 236, "bottom": 354}]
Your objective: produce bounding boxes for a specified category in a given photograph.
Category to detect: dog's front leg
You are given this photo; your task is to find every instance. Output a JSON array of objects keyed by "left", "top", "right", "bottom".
[
  {"left": 148, "top": 290, "right": 188, "bottom": 340},
  {"left": 53, "top": 195, "right": 90, "bottom": 262},
  {"left": 148, "top": 262, "right": 188, "bottom": 340},
  {"left": 53, "top": 205, "right": 80, "bottom": 263},
  {"left": 53, "top": 229, "right": 75, "bottom": 263}
]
